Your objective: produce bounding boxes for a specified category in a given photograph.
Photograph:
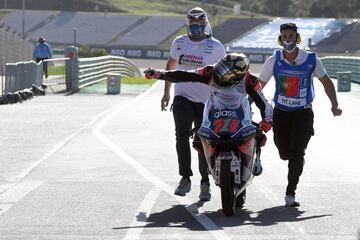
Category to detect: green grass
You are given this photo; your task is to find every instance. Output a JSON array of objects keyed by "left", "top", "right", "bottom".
[
  {"left": 122, "top": 76, "right": 156, "bottom": 85},
  {"left": 93, "top": 76, "right": 156, "bottom": 85},
  {"left": 105, "top": 0, "right": 268, "bottom": 18},
  {"left": 48, "top": 65, "right": 65, "bottom": 75}
]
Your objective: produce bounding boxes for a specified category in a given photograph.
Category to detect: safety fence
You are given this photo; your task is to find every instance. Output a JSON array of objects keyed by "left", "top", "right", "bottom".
[
  {"left": 321, "top": 56, "right": 360, "bottom": 84},
  {"left": 1, "top": 46, "right": 142, "bottom": 95},
  {"left": 2, "top": 60, "right": 43, "bottom": 94},
  {"left": 71, "top": 55, "right": 141, "bottom": 92},
  {"left": 1, "top": 58, "right": 70, "bottom": 95}
]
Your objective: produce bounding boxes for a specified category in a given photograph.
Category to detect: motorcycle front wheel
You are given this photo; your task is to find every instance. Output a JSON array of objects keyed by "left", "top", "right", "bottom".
[{"left": 220, "top": 160, "right": 235, "bottom": 216}]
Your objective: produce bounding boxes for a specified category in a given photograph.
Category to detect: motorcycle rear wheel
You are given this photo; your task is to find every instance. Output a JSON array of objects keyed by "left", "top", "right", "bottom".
[{"left": 220, "top": 160, "right": 235, "bottom": 216}]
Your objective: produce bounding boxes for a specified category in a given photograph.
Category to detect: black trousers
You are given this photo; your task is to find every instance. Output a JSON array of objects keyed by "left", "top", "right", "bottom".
[
  {"left": 172, "top": 96, "right": 209, "bottom": 182},
  {"left": 35, "top": 57, "right": 49, "bottom": 78},
  {"left": 273, "top": 107, "right": 314, "bottom": 196}
]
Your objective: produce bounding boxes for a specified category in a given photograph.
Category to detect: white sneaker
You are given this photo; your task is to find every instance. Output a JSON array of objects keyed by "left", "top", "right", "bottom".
[
  {"left": 199, "top": 182, "right": 211, "bottom": 201},
  {"left": 285, "top": 195, "right": 300, "bottom": 207}
]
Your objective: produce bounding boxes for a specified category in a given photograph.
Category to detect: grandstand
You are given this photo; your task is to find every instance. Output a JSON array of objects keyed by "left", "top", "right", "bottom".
[
  {"left": 28, "top": 12, "right": 145, "bottom": 46},
  {"left": 112, "top": 15, "right": 184, "bottom": 47},
  {"left": 212, "top": 18, "right": 267, "bottom": 45},
  {"left": 0, "top": 10, "right": 58, "bottom": 37},
  {"left": 0, "top": 10, "right": 186, "bottom": 48},
  {"left": 314, "top": 20, "right": 360, "bottom": 53},
  {"left": 0, "top": 28, "right": 32, "bottom": 67},
  {"left": 1, "top": 10, "right": 359, "bottom": 61},
  {"left": 227, "top": 18, "right": 352, "bottom": 53}
]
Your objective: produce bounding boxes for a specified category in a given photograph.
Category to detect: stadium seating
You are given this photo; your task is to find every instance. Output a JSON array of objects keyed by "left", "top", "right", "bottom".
[
  {"left": 28, "top": 12, "right": 144, "bottom": 46},
  {"left": 113, "top": 15, "right": 185, "bottom": 46},
  {"left": 1, "top": 10, "right": 358, "bottom": 54},
  {"left": 1, "top": 10, "right": 185, "bottom": 48},
  {"left": 228, "top": 18, "right": 351, "bottom": 52},
  {"left": 315, "top": 21, "right": 360, "bottom": 53},
  {"left": 212, "top": 18, "right": 268, "bottom": 44},
  {"left": 0, "top": 10, "right": 56, "bottom": 36},
  {"left": 0, "top": 28, "right": 32, "bottom": 66}
]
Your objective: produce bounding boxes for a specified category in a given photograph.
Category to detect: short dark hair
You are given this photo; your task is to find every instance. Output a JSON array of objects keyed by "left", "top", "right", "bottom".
[
  {"left": 38, "top": 37, "right": 45, "bottom": 43},
  {"left": 280, "top": 23, "right": 298, "bottom": 33}
]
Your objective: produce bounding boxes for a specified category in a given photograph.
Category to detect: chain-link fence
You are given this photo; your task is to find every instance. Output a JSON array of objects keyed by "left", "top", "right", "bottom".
[{"left": 43, "top": 58, "right": 71, "bottom": 93}]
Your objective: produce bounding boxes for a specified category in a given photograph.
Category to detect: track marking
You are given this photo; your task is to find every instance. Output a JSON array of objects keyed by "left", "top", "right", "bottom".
[
  {"left": 3, "top": 95, "right": 137, "bottom": 185},
  {"left": 0, "top": 180, "right": 43, "bottom": 216},
  {"left": 123, "top": 186, "right": 162, "bottom": 240},
  {"left": 0, "top": 93, "right": 141, "bottom": 216},
  {"left": 93, "top": 82, "right": 231, "bottom": 240}
]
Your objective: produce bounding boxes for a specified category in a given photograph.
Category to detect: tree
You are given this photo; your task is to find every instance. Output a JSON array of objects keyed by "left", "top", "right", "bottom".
[{"left": 263, "top": 0, "right": 292, "bottom": 16}]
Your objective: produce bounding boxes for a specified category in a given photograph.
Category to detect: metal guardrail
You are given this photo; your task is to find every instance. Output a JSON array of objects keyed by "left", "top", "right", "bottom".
[
  {"left": 77, "top": 55, "right": 142, "bottom": 89},
  {"left": 1, "top": 58, "right": 71, "bottom": 94},
  {"left": 1, "top": 46, "right": 142, "bottom": 95},
  {"left": 321, "top": 56, "right": 360, "bottom": 84},
  {"left": 3, "top": 60, "right": 43, "bottom": 93}
]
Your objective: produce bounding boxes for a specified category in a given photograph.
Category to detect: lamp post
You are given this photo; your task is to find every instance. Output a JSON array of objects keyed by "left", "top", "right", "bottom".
[
  {"left": 22, "top": 0, "right": 25, "bottom": 39},
  {"left": 73, "top": 27, "right": 77, "bottom": 47}
]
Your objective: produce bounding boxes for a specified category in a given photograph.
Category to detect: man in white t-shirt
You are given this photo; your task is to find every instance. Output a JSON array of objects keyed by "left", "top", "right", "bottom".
[
  {"left": 257, "top": 23, "right": 342, "bottom": 207},
  {"left": 161, "top": 7, "right": 225, "bottom": 201}
]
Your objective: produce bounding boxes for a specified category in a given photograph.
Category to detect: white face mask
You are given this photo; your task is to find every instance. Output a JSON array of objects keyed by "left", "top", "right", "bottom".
[{"left": 282, "top": 41, "right": 297, "bottom": 53}]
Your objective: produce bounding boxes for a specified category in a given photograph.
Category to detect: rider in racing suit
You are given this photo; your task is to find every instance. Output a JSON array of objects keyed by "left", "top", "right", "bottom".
[{"left": 145, "top": 53, "right": 273, "bottom": 175}]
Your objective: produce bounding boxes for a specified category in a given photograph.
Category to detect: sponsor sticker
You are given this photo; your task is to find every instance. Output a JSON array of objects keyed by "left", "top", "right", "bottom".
[{"left": 277, "top": 95, "right": 306, "bottom": 107}]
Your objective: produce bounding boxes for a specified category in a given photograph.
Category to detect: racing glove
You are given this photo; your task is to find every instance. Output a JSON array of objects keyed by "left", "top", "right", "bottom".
[
  {"left": 144, "top": 68, "right": 165, "bottom": 79},
  {"left": 259, "top": 120, "right": 272, "bottom": 133}
]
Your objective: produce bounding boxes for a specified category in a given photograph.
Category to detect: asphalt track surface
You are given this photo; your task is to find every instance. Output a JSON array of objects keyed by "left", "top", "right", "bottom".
[{"left": 0, "top": 61, "right": 360, "bottom": 240}]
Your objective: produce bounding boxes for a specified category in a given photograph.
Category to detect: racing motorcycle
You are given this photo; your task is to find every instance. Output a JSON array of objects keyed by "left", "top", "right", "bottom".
[
  {"left": 143, "top": 62, "right": 269, "bottom": 216},
  {"left": 193, "top": 93, "right": 265, "bottom": 216}
]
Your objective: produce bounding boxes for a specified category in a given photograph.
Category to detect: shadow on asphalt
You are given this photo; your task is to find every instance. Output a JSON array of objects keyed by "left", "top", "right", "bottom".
[
  {"left": 113, "top": 202, "right": 332, "bottom": 231},
  {"left": 113, "top": 204, "right": 206, "bottom": 231},
  {"left": 204, "top": 205, "right": 332, "bottom": 227}
]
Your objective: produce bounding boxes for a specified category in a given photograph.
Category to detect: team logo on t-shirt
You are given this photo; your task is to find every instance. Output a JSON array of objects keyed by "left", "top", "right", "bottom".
[
  {"left": 178, "top": 54, "right": 204, "bottom": 67},
  {"left": 279, "top": 74, "right": 300, "bottom": 97},
  {"left": 204, "top": 45, "right": 214, "bottom": 53}
]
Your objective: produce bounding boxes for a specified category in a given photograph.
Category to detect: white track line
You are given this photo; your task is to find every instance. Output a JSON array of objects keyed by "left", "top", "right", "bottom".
[
  {"left": 4, "top": 95, "right": 136, "bottom": 184},
  {"left": 123, "top": 186, "right": 162, "bottom": 240},
  {"left": 0, "top": 93, "right": 139, "bottom": 215},
  {"left": 93, "top": 82, "right": 231, "bottom": 240},
  {"left": 0, "top": 180, "right": 43, "bottom": 216}
]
